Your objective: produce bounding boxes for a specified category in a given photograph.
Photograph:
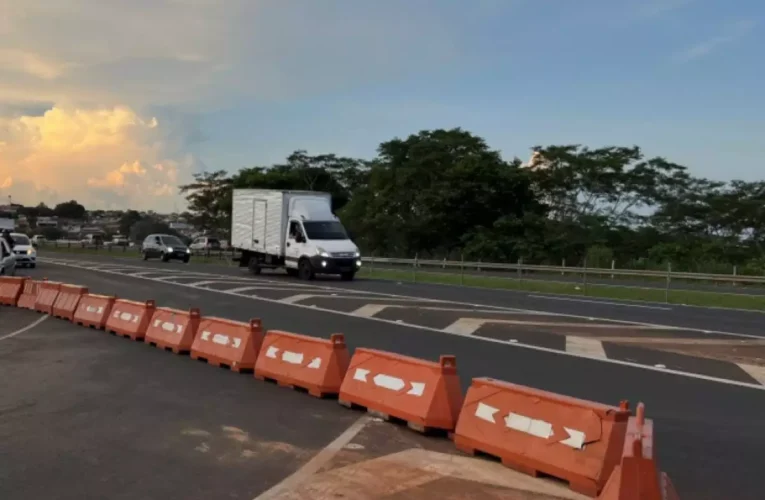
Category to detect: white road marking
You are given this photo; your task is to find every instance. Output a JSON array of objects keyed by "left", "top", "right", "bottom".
[
  {"left": 0, "top": 315, "right": 50, "bottom": 341},
  {"left": 442, "top": 317, "right": 658, "bottom": 336},
  {"left": 252, "top": 416, "right": 371, "bottom": 500},
  {"left": 527, "top": 294, "right": 674, "bottom": 310},
  {"left": 42, "top": 259, "right": 765, "bottom": 391},
  {"left": 350, "top": 304, "right": 390, "bottom": 317},
  {"left": 737, "top": 364, "right": 765, "bottom": 385},
  {"left": 279, "top": 294, "right": 315, "bottom": 304},
  {"left": 565, "top": 336, "right": 608, "bottom": 359}
]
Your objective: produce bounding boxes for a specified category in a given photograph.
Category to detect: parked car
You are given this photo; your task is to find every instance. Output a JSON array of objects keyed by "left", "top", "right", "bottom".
[
  {"left": 10, "top": 233, "right": 36, "bottom": 268},
  {"left": 31, "top": 235, "right": 47, "bottom": 247},
  {"left": 0, "top": 237, "right": 16, "bottom": 276},
  {"left": 141, "top": 234, "right": 191, "bottom": 263},
  {"left": 189, "top": 236, "right": 221, "bottom": 251}
]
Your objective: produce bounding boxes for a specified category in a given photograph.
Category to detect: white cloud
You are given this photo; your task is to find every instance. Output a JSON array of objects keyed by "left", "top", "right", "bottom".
[
  {"left": 0, "top": 106, "right": 194, "bottom": 211},
  {"left": 674, "top": 19, "right": 756, "bottom": 62}
]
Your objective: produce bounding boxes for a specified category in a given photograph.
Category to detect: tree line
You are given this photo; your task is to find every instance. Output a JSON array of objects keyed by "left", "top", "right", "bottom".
[{"left": 178, "top": 128, "right": 764, "bottom": 274}]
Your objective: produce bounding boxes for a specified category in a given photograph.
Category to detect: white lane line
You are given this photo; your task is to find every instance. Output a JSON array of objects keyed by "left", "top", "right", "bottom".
[
  {"left": 0, "top": 315, "right": 50, "bottom": 341},
  {"left": 737, "top": 364, "right": 765, "bottom": 386},
  {"left": 350, "top": 304, "right": 390, "bottom": 318},
  {"left": 253, "top": 416, "right": 371, "bottom": 500},
  {"left": 46, "top": 260, "right": 765, "bottom": 391},
  {"left": 443, "top": 318, "right": 484, "bottom": 335},
  {"left": 565, "top": 337, "right": 608, "bottom": 359},
  {"left": 279, "top": 294, "right": 315, "bottom": 304},
  {"left": 442, "top": 317, "right": 659, "bottom": 335},
  {"left": 527, "top": 294, "right": 673, "bottom": 311},
  {"left": 46, "top": 259, "right": 765, "bottom": 340}
]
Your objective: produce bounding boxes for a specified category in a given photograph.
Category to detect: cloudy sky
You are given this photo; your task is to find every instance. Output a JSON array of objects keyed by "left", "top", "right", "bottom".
[{"left": 1, "top": 0, "right": 762, "bottom": 212}]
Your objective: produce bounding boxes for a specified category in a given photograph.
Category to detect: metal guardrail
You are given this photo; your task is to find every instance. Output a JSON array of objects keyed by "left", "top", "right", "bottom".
[
  {"left": 364, "top": 257, "right": 765, "bottom": 285},
  {"left": 37, "top": 241, "right": 765, "bottom": 285}
]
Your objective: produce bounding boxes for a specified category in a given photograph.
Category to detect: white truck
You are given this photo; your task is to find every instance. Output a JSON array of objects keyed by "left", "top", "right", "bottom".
[{"left": 231, "top": 189, "right": 361, "bottom": 280}]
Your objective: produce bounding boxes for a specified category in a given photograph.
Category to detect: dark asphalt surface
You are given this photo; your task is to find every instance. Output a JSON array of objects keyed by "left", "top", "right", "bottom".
[
  {"left": 10, "top": 258, "right": 765, "bottom": 500},
  {"left": 42, "top": 252, "right": 765, "bottom": 336}
]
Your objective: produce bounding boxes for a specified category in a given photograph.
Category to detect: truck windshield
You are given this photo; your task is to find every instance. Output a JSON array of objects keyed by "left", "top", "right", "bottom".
[{"left": 303, "top": 221, "right": 348, "bottom": 240}]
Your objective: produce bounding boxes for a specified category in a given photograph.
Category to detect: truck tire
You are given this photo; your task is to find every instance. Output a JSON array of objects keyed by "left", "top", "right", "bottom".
[
  {"left": 298, "top": 258, "right": 315, "bottom": 280},
  {"left": 340, "top": 271, "right": 355, "bottom": 281},
  {"left": 248, "top": 257, "right": 262, "bottom": 275}
]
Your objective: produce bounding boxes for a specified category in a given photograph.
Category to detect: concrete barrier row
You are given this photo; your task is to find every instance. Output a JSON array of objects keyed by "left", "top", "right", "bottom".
[{"left": 0, "top": 276, "right": 680, "bottom": 499}]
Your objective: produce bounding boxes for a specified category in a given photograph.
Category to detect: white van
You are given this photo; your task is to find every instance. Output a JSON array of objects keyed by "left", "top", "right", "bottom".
[
  {"left": 231, "top": 189, "right": 361, "bottom": 280},
  {"left": 0, "top": 238, "right": 16, "bottom": 276}
]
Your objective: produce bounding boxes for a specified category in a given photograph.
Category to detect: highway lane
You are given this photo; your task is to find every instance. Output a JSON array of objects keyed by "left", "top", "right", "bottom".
[
  {"left": 26, "top": 259, "right": 765, "bottom": 500},
  {"left": 41, "top": 252, "right": 765, "bottom": 336}
]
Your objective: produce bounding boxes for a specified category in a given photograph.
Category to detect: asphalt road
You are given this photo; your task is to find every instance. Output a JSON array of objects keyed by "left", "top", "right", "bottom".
[{"left": 6, "top": 255, "right": 765, "bottom": 499}]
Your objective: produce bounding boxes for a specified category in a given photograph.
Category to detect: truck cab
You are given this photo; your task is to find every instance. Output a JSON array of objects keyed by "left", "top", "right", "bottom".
[{"left": 285, "top": 219, "right": 360, "bottom": 280}]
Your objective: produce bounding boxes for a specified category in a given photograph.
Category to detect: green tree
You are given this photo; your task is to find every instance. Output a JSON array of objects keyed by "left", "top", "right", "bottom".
[
  {"left": 179, "top": 170, "right": 233, "bottom": 234},
  {"left": 53, "top": 200, "right": 86, "bottom": 220}
]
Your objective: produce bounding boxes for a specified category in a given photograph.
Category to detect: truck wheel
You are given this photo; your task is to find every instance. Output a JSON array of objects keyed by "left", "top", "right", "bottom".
[
  {"left": 286, "top": 268, "right": 298, "bottom": 277},
  {"left": 298, "top": 259, "right": 315, "bottom": 280},
  {"left": 340, "top": 271, "right": 355, "bottom": 281},
  {"left": 248, "top": 257, "right": 262, "bottom": 275},
  {"left": 161, "top": 252, "right": 169, "bottom": 263},
  {"left": 142, "top": 251, "right": 149, "bottom": 261}
]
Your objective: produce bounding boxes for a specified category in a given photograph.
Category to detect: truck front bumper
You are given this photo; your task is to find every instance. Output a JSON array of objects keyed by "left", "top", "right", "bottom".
[{"left": 309, "top": 256, "right": 361, "bottom": 275}]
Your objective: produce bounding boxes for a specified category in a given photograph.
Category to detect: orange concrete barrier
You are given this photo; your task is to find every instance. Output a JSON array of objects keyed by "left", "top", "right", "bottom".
[
  {"left": 105, "top": 299, "right": 156, "bottom": 340},
  {"left": 255, "top": 331, "right": 350, "bottom": 397},
  {"left": 34, "top": 281, "right": 62, "bottom": 314},
  {"left": 598, "top": 404, "right": 681, "bottom": 500},
  {"left": 16, "top": 279, "right": 44, "bottom": 310},
  {"left": 52, "top": 284, "right": 88, "bottom": 321},
  {"left": 338, "top": 349, "right": 463, "bottom": 432},
  {"left": 144, "top": 307, "right": 201, "bottom": 354},
  {"left": 453, "top": 377, "right": 631, "bottom": 497},
  {"left": 73, "top": 294, "right": 116, "bottom": 329},
  {"left": 190, "top": 317, "right": 263, "bottom": 372},
  {"left": 0, "top": 276, "right": 26, "bottom": 306}
]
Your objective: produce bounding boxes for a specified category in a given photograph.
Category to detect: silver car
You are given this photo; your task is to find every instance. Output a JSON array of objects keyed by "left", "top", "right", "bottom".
[
  {"left": 141, "top": 234, "right": 191, "bottom": 263},
  {"left": 0, "top": 237, "right": 16, "bottom": 276}
]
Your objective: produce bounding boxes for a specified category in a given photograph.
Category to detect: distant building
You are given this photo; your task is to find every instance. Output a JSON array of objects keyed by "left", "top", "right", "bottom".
[{"left": 37, "top": 216, "right": 59, "bottom": 228}]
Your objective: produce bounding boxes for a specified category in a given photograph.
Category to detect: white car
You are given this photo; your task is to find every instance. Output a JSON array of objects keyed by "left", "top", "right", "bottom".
[
  {"left": 0, "top": 238, "right": 15, "bottom": 276},
  {"left": 10, "top": 233, "right": 37, "bottom": 268}
]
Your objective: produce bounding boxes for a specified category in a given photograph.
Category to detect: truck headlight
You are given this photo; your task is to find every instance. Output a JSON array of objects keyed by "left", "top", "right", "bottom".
[{"left": 316, "top": 247, "right": 330, "bottom": 258}]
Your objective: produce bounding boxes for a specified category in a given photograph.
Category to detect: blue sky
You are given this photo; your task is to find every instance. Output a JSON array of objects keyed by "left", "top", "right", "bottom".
[{"left": 1, "top": 0, "right": 762, "bottom": 211}]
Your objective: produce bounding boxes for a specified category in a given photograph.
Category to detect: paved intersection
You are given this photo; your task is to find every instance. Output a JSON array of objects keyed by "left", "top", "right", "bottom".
[{"left": 40, "top": 256, "right": 765, "bottom": 389}]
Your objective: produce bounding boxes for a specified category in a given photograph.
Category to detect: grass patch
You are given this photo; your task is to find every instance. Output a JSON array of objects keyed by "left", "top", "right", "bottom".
[{"left": 357, "top": 266, "right": 765, "bottom": 311}]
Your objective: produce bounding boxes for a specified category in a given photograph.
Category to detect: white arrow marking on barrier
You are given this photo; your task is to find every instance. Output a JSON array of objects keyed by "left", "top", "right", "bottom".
[
  {"left": 407, "top": 382, "right": 426, "bottom": 396},
  {"left": 266, "top": 346, "right": 279, "bottom": 358},
  {"left": 232, "top": 337, "right": 242, "bottom": 349},
  {"left": 201, "top": 330, "right": 211, "bottom": 341},
  {"left": 119, "top": 311, "right": 133, "bottom": 322},
  {"left": 160, "top": 321, "right": 181, "bottom": 334},
  {"left": 282, "top": 351, "right": 304, "bottom": 365},
  {"left": 373, "top": 374, "right": 406, "bottom": 391},
  {"left": 475, "top": 402, "right": 499, "bottom": 423},
  {"left": 86, "top": 305, "right": 103, "bottom": 314},
  {"left": 307, "top": 357, "right": 322, "bottom": 369},
  {"left": 353, "top": 368, "right": 369, "bottom": 382},
  {"left": 560, "top": 428, "right": 586, "bottom": 449},
  {"left": 504, "top": 412, "right": 585, "bottom": 450},
  {"left": 212, "top": 333, "right": 230, "bottom": 346}
]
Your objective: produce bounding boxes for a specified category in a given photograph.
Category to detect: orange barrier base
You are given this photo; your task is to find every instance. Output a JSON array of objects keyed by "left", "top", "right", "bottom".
[
  {"left": 17, "top": 279, "right": 45, "bottom": 310},
  {"left": 254, "top": 331, "right": 350, "bottom": 398},
  {"left": 52, "top": 285, "right": 88, "bottom": 321},
  {"left": 190, "top": 318, "right": 264, "bottom": 373},
  {"left": 338, "top": 348, "right": 464, "bottom": 432},
  {"left": 73, "top": 294, "right": 116, "bottom": 329},
  {"left": 0, "top": 277, "right": 26, "bottom": 306},
  {"left": 105, "top": 299, "right": 156, "bottom": 340},
  {"left": 144, "top": 307, "right": 201, "bottom": 354},
  {"left": 34, "top": 281, "right": 62, "bottom": 315}
]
